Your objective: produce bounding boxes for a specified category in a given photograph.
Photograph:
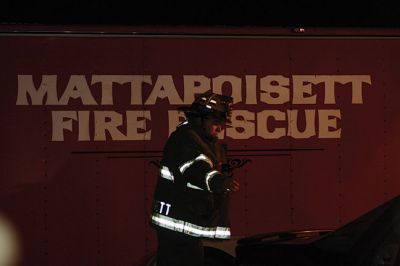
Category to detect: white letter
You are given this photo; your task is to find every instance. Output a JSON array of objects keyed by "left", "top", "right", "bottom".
[
  {"left": 159, "top": 202, "right": 165, "bottom": 214},
  {"left": 126, "top": 111, "right": 152, "bottom": 140},
  {"left": 245, "top": 75, "right": 257, "bottom": 104},
  {"left": 165, "top": 203, "right": 171, "bottom": 215},
  {"left": 78, "top": 111, "right": 90, "bottom": 141},
  {"left": 318, "top": 109, "right": 341, "bottom": 138},
  {"left": 316, "top": 76, "right": 337, "bottom": 104},
  {"left": 260, "top": 75, "right": 290, "bottom": 104},
  {"left": 212, "top": 75, "right": 242, "bottom": 104},
  {"left": 145, "top": 75, "right": 183, "bottom": 105},
  {"left": 292, "top": 75, "right": 317, "bottom": 104},
  {"left": 226, "top": 110, "right": 255, "bottom": 139},
  {"left": 335, "top": 75, "right": 371, "bottom": 104},
  {"left": 91, "top": 75, "right": 117, "bottom": 105},
  {"left": 17, "top": 75, "right": 59, "bottom": 105},
  {"left": 130, "top": 76, "right": 152, "bottom": 105},
  {"left": 52, "top": 111, "right": 77, "bottom": 141},
  {"left": 59, "top": 75, "right": 97, "bottom": 105},
  {"left": 94, "top": 111, "right": 126, "bottom": 141},
  {"left": 287, "top": 109, "right": 316, "bottom": 139},
  {"left": 257, "top": 110, "right": 286, "bottom": 139}
]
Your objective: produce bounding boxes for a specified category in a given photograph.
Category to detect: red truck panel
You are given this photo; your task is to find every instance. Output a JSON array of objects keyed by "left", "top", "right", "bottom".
[{"left": 1, "top": 26, "right": 400, "bottom": 265}]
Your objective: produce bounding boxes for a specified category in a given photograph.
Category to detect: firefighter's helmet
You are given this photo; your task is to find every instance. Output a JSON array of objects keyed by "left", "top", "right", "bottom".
[{"left": 178, "top": 92, "right": 233, "bottom": 123}]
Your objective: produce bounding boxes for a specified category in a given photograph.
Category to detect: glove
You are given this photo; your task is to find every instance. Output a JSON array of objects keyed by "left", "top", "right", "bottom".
[{"left": 210, "top": 175, "right": 240, "bottom": 193}]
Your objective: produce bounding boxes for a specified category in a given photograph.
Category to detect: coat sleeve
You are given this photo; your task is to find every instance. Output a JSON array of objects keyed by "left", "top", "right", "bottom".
[{"left": 176, "top": 142, "right": 224, "bottom": 192}]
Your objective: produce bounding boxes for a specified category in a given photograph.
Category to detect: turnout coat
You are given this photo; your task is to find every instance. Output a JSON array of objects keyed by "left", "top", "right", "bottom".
[{"left": 150, "top": 121, "right": 231, "bottom": 239}]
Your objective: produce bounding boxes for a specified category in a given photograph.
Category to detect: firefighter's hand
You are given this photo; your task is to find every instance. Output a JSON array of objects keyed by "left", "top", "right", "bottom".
[
  {"left": 211, "top": 176, "right": 240, "bottom": 193},
  {"left": 223, "top": 177, "right": 240, "bottom": 193}
]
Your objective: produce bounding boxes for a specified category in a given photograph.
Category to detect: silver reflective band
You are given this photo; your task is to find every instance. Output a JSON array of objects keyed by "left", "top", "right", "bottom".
[
  {"left": 187, "top": 182, "right": 203, "bottom": 190},
  {"left": 151, "top": 213, "right": 231, "bottom": 239},
  {"left": 160, "top": 166, "right": 174, "bottom": 181},
  {"left": 179, "top": 154, "right": 213, "bottom": 174},
  {"left": 205, "top": 170, "right": 219, "bottom": 191},
  {"left": 177, "top": 120, "right": 189, "bottom": 128}
]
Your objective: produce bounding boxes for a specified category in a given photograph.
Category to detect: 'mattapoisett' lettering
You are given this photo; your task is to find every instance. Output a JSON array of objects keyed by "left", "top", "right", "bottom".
[
  {"left": 15, "top": 74, "right": 371, "bottom": 141},
  {"left": 16, "top": 74, "right": 371, "bottom": 105}
]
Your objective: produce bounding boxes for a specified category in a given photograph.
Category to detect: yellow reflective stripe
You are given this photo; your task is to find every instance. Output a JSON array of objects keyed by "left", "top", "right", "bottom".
[
  {"left": 160, "top": 166, "right": 174, "bottom": 181},
  {"left": 179, "top": 154, "right": 213, "bottom": 174},
  {"left": 151, "top": 213, "right": 231, "bottom": 239},
  {"left": 205, "top": 170, "right": 220, "bottom": 192}
]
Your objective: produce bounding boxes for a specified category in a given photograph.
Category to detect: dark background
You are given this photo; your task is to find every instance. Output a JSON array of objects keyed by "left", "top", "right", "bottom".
[{"left": 2, "top": 1, "right": 400, "bottom": 28}]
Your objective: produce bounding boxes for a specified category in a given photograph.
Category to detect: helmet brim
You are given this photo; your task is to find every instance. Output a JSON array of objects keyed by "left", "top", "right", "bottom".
[{"left": 178, "top": 106, "right": 231, "bottom": 124}]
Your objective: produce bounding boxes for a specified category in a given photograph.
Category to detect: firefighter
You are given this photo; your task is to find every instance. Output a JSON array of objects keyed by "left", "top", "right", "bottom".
[{"left": 150, "top": 91, "right": 240, "bottom": 266}]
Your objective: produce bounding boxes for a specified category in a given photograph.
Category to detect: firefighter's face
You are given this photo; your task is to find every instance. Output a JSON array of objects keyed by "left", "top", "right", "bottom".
[{"left": 204, "top": 117, "right": 225, "bottom": 139}]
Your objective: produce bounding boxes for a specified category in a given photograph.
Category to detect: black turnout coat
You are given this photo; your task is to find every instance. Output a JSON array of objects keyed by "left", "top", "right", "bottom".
[{"left": 150, "top": 121, "right": 231, "bottom": 239}]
